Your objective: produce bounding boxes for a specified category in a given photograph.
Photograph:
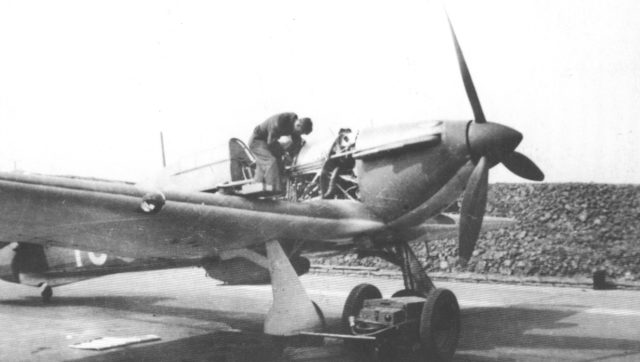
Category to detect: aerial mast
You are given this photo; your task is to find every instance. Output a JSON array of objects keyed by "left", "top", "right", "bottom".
[{"left": 160, "top": 132, "right": 167, "bottom": 168}]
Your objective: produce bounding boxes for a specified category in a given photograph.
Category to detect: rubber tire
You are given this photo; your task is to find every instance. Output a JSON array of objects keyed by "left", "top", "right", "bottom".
[
  {"left": 419, "top": 288, "right": 460, "bottom": 362},
  {"left": 311, "top": 301, "right": 327, "bottom": 331},
  {"left": 341, "top": 283, "right": 383, "bottom": 333},
  {"left": 391, "top": 289, "right": 427, "bottom": 298},
  {"left": 341, "top": 284, "right": 383, "bottom": 359},
  {"left": 292, "top": 256, "right": 311, "bottom": 276}
]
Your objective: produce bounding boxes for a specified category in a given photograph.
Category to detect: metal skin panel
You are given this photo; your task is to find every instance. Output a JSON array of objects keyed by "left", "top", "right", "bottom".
[
  {"left": 0, "top": 172, "right": 384, "bottom": 260},
  {"left": 36, "top": 247, "right": 196, "bottom": 287},
  {"left": 0, "top": 243, "right": 198, "bottom": 287},
  {"left": 290, "top": 134, "right": 335, "bottom": 176},
  {"left": 388, "top": 161, "right": 474, "bottom": 229},
  {"left": 353, "top": 120, "right": 442, "bottom": 156},
  {"left": 356, "top": 121, "right": 470, "bottom": 223}
]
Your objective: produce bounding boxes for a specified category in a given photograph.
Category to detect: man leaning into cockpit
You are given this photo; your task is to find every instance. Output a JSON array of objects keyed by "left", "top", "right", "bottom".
[{"left": 248, "top": 112, "right": 313, "bottom": 194}]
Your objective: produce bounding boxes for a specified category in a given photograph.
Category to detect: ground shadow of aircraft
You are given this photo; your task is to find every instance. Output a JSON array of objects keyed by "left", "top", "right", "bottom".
[
  {"left": 457, "top": 306, "right": 640, "bottom": 361},
  {"left": 0, "top": 294, "right": 266, "bottom": 333},
  {"left": 0, "top": 12, "right": 543, "bottom": 362}
]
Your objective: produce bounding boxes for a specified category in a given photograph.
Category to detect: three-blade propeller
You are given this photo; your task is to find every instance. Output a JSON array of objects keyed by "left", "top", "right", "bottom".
[{"left": 446, "top": 13, "right": 545, "bottom": 263}]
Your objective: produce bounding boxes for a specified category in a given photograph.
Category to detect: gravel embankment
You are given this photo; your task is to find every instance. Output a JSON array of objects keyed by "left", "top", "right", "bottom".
[{"left": 308, "top": 183, "right": 640, "bottom": 282}]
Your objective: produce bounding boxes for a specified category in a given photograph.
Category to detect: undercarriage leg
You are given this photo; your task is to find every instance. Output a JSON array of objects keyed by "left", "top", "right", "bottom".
[
  {"left": 352, "top": 242, "right": 459, "bottom": 361},
  {"left": 396, "top": 241, "right": 435, "bottom": 295},
  {"left": 264, "top": 240, "right": 324, "bottom": 336},
  {"left": 357, "top": 241, "right": 435, "bottom": 295}
]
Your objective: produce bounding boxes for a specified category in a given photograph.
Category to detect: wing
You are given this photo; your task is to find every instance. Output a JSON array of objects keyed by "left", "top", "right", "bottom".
[
  {"left": 300, "top": 213, "right": 516, "bottom": 254},
  {"left": 394, "top": 213, "right": 516, "bottom": 243},
  {"left": 0, "top": 172, "right": 384, "bottom": 259}
]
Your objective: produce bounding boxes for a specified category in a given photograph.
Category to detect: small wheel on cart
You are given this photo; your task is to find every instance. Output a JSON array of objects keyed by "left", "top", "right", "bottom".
[
  {"left": 341, "top": 284, "right": 382, "bottom": 356},
  {"left": 303, "top": 301, "right": 327, "bottom": 346},
  {"left": 311, "top": 300, "right": 327, "bottom": 331},
  {"left": 341, "top": 283, "right": 382, "bottom": 332},
  {"left": 419, "top": 288, "right": 460, "bottom": 362}
]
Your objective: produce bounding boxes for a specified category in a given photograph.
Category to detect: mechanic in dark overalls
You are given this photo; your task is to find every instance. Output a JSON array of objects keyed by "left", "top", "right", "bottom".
[{"left": 248, "top": 113, "right": 313, "bottom": 194}]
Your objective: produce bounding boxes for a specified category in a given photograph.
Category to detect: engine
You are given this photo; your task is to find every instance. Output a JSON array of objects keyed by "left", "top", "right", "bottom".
[{"left": 287, "top": 128, "right": 359, "bottom": 201}]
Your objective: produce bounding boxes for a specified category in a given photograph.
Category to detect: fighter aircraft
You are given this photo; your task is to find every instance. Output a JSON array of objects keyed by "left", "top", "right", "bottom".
[{"left": 0, "top": 15, "right": 543, "bottom": 361}]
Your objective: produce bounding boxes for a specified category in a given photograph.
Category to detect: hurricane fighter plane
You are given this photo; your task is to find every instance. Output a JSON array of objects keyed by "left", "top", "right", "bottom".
[{"left": 0, "top": 15, "right": 543, "bottom": 361}]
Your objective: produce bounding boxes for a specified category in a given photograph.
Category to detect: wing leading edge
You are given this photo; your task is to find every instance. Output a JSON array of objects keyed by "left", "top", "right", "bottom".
[
  {"left": 396, "top": 213, "right": 516, "bottom": 243},
  {"left": 0, "top": 172, "right": 384, "bottom": 259}
]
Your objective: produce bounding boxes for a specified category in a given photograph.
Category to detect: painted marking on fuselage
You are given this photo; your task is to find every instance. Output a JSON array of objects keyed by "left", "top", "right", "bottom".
[
  {"left": 73, "top": 250, "right": 108, "bottom": 267},
  {"left": 88, "top": 252, "right": 108, "bottom": 265},
  {"left": 74, "top": 250, "right": 83, "bottom": 267}
]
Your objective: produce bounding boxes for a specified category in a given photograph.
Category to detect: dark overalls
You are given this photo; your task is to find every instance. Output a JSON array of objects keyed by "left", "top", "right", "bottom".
[{"left": 248, "top": 113, "right": 302, "bottom": 193}]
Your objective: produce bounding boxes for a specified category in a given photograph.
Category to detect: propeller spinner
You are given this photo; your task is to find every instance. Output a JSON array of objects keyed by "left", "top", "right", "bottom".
[{"left": 446, "top": 13, "right": 545, "bottom": 263}]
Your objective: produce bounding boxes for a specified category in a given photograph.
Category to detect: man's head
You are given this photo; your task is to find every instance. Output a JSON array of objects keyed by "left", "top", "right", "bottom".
[{"left": 293, "top": 117, "right": 313, "bottom": 135}]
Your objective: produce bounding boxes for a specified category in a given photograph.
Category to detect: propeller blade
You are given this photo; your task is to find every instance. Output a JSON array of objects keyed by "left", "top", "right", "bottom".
[
  {"left": 502, "top": 151, "right": 545, "bottom": 181},
  {"left": 459, "top": 156, "right": 489, "bottom": 262},
  {"left": 446, "top": 13, "right": 486, "bottom": 123}
]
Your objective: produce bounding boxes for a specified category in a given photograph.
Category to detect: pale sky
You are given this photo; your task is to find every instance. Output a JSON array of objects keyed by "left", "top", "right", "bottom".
[{"left": 0, "top": 0, "right": 638, "bottom": 183}]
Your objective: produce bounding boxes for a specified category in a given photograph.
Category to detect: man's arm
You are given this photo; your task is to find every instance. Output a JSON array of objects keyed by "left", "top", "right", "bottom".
[
  {"left": 288, "top": 133, "right": 303, "bottom": 156},
  {"left": 266, "top": 120, "right": 284, "bottom": 157}
]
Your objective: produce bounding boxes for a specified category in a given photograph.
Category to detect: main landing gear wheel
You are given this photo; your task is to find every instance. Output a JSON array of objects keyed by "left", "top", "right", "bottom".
[{"left": 420, "top": 288, "right": 460, "bottom": 362}]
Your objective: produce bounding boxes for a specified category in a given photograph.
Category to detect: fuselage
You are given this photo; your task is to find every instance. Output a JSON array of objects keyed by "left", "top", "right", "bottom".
[
  {"left": 0, "top": 242, "right": 197, "bottom": 288},
  {"left": 355, "top": 120, "right": 471, "bottom": 225},
  {"left": 149, "top": 119, "right": 475, "bottom": 229}
]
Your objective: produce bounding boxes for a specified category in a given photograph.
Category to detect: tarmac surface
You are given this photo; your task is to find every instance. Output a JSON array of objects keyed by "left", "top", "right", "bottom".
[{"left": 1, "top": 267, "right": 640, "bottom": 361}]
